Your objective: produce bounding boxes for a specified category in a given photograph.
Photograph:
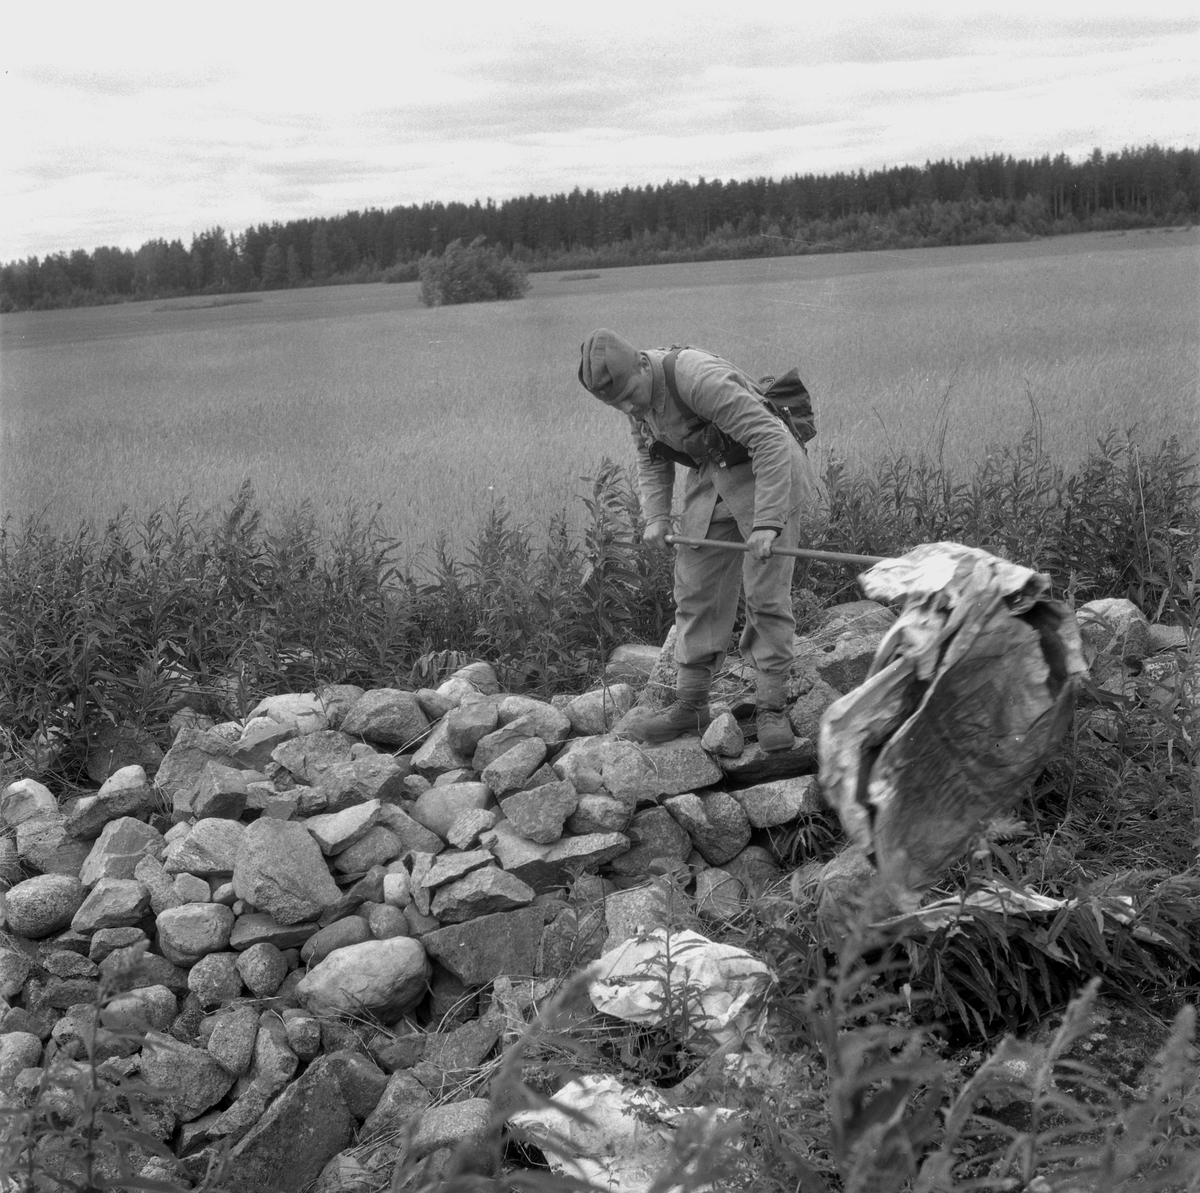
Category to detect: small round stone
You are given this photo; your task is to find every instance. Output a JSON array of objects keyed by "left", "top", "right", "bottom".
[
  {"left": 235, "top": 942, "right": 288, "bottom": 998},
  {"left": 187, "top": 952, "right": 243, "bottom": 1008},
  {"left": 366, "top": 903, "right": 410, "bottom": 940}
]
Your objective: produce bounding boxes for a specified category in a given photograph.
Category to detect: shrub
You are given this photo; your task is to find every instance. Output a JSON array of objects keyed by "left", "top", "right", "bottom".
[
  {"left": 418, "top": 236, "right": 530, "bottom": 306},
  {"left": 1, "top": 433, "right": 1194, "bottom": 780}
]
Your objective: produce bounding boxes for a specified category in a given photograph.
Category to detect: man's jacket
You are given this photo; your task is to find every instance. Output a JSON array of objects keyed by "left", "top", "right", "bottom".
[{"left": 628, "top": 347, "right": 822, "bottom": 540}]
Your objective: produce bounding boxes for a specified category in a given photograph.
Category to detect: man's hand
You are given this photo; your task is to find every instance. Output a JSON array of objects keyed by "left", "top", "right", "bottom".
[
  {"left": 643, "top": 520, "right": 673, "bottom": 552},
  {"left": 746, "top": 528, "right": 778, "bottom": 560}
]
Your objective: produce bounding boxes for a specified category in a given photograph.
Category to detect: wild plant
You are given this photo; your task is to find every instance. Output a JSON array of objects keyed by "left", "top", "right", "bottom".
[{"left": 0, "top": 944, "right": 227, "bottom": 1193}]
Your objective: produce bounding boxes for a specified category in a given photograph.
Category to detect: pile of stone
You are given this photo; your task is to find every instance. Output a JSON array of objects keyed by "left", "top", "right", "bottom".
[
  {"left": 0, "top": 595, "right": 1188, "bottom": 1192},
  {"left": 0, "top": 600, "right": 895, "bottom": 1192}
]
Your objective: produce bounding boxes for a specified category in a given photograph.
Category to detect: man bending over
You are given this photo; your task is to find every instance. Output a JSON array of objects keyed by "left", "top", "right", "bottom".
[{"left": 578, "top": 329, "right": 822, "bottom": 750}]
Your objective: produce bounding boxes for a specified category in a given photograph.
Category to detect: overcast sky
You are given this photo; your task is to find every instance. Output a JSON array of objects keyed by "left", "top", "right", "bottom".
[{"left": 3, "top": 0, "right": 1197, "bottom": 262}]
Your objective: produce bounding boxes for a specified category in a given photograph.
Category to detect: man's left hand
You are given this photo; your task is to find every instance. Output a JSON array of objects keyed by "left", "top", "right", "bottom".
[{"left": 746, "top": 529, "right": 778, "bottom": 560}]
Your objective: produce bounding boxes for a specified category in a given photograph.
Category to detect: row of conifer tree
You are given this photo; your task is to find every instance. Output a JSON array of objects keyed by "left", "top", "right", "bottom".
[{"left": 2, "top": 144, "right": 1195, "bottom": 312}]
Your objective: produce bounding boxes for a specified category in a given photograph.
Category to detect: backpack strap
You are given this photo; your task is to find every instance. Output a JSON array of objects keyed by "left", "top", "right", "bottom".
[{"left": 661, "top": 348, "right": 693, "bottom": 419}]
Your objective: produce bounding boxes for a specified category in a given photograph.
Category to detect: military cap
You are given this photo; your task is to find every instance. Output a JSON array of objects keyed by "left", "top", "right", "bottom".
[{"left": 578, "top": 328, "right": 641, "bottom": 402}]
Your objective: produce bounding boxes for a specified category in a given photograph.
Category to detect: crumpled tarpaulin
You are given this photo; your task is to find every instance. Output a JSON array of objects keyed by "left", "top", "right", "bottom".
[
  {"left": 587, "top": 928, "right": 774, "bottom": 1051},
  {"left": 819, "top": 542, "right": 1087, "bottom": 908},
  {"left": 510, "top": 1074, "right": 736, "bottom": 1193}
]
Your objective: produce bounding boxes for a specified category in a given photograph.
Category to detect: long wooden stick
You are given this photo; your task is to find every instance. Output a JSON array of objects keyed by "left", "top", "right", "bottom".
[{"left": 665, "top": 534, "right": 887, "bottom": 568}]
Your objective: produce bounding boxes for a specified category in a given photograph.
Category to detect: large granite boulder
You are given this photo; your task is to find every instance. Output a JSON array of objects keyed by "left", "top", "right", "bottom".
[
  {"left": 0, "top": 778, "right": 58, "bottom": 829},
  {"left": 564, "top": 684, "right": 635, "bottom": 735},
  {"left": 246, "top": 692, "right": 331, "bottom": 733},
  {"left": 70, "top": 878, "right": 151, "bottom": 933},
  {"left": 729, "top": 775, "right": 821, "bottom": 828},
  {"left": 410, "top": 718, "right": 471, "bottom": 776},
  {"left": 480, "top": 738, "right": 548, "bottom": 796},
  {"left": 482, "top": 822, "right": 630, "bottom": 892},
  {"left": 412, "top": 783, "right": 492, "bottom": 841},
  {"left": 65, "top": 765, "right": 155, "bottom": 839},
  {"left": 270, "top": 730, "right": 356, "bottom": 785},
  {"left": 496, "top": 696, "right": 572, "bottom": 743},
  {"left": 608, "top": 807, "right": 692, "bottom": 876},
  {"left": 4, "top": 874, "right": 86, "bottom": 939},
  {"left": 232, "top": 820, "right": 342, "bottom": 925},
  {"left": 155, "top": 904, "right": 235, "bottom": 966},
  {"left": 429, "top": 866, "right": 536, "bottom": 923},
  {"left": 303, "top": 801, "right": 382, "bottom": 855},
  {"left": 156, "top": 725, "right": 243, "bottom": 817},
  {"left": 193, "top": 763, "right": 252, "bottom": 820},
  {"left": 79, "top": 818, "right": 166, "bottom": 886},
  {"left": 663, "top": 791, "right": 751, "bottom": 865},
  {"left": 445, "top": 699, "right": 500, "bottom": 756},
  {"left": 421, "top": 907, "right": 544, "bottom": 986},
  {"left": 313, "top": 755, "right": 410, "bottom": 811},
  {"left": 140, "top": 1032, "right": 237, "bottom": 1121},
  {"left": 297, "top": 937, "right": 430, "bottom": 1022},
  {"left": 163, "top": 818, "right": 244, "bottom": 877},
  {"left": 500, "top": 782, "right": 578, "bottom": 845},
  {"left": 220, "top": 1057, "right": 355, "bottom": 1193},
  {"left": 605, "top": 643, "right": 662, "bottom": 685},
  {"left": 716, "top": 737, "right": 817, "bottom": 782},
  {"left": 1076, "top": 598, "right": 1153, "bottom": 663},
  {"left": 15, "top": 814, "right": 91, "bottom": 876},
  {"left": 341, "top": 689, "right": 429, "bottom": 747},
  {"left": 552, "top": 736, "right": 721, "bottom": 803}
]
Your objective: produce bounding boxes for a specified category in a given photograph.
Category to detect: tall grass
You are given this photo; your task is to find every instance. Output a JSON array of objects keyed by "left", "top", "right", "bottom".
[
  {"left": 2, "top": 230, "right": 1196, "bottom": 555},
  {"left": 2, "top": 432, "right": 1195, "bottom": 785}
]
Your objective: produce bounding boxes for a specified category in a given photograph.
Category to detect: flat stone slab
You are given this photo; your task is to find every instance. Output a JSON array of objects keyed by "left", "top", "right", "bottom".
[
  {"left": 421, "top": 906, "right": 544, "bottom": 986},
  {"left": 230, "top": 911, "right": 320, "bottom": 951},
  {"left": 223, "top": 1057, "right": 355, "bottom": 1193},
  {"left": 553, "top": 736, "right": 722, "bottom": 803},
  {"left": 728, "top": 775, "right": 822, "bottom": 827},
  {"left": 376, "top": 803, "right": 444, "bottom": 855},
  {"left": 482, "top": 822, "right": 630, "bottom": 892},
  {"left": 421, "top": 848, "right": 494, "bottom": 890},
  {"left": 303, "top": 801, "right": 381, "bottom": 855},
  {"left": 717, "top": 737, "right": 817, "bottom": 782},
  {"left": 429, "top": 865, "right": 536, "bottom": 923}
]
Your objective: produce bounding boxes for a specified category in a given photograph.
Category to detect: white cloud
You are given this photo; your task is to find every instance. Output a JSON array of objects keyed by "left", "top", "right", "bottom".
[{"left": 1, "top": 1, "right": 1196, "bottom": 258}]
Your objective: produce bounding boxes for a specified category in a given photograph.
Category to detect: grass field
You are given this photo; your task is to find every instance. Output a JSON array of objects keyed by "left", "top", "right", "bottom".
[{"left": 2, "top": 227, "right": 1197, "bottom": 559}]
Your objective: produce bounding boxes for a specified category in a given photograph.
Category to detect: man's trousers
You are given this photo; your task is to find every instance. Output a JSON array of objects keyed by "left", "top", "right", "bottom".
[{"left": 672, "top": 502, "right": 799, "bottom": 686}]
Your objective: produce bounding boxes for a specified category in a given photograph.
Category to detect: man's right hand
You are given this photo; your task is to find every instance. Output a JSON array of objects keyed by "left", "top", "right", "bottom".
[{"left": 643, "top": 520, "right": 672, "bottom": 552}]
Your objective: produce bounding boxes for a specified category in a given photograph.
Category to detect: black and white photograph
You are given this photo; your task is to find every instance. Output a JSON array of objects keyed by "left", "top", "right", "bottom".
[{"left": 2, "top": 3, "right": 1198, "bottom": 1190}]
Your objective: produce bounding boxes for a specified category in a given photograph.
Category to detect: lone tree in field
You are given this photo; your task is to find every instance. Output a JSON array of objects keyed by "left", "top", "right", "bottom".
[{"left": 418, "top": 236, "right": 530, "bottom": 306}]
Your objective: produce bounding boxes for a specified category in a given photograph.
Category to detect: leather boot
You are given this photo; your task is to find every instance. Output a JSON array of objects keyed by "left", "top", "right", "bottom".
[
  {"left": 755, "top": 673, "right": 795, "bottom": 752},
  {"left": 623, "top": 683, "right": 712, "bottom": 745}
]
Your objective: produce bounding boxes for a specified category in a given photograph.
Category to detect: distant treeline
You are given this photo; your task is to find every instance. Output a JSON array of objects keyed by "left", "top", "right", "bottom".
[{"left": 2, "top": 144, "right": 1196, "bottom": 313}]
